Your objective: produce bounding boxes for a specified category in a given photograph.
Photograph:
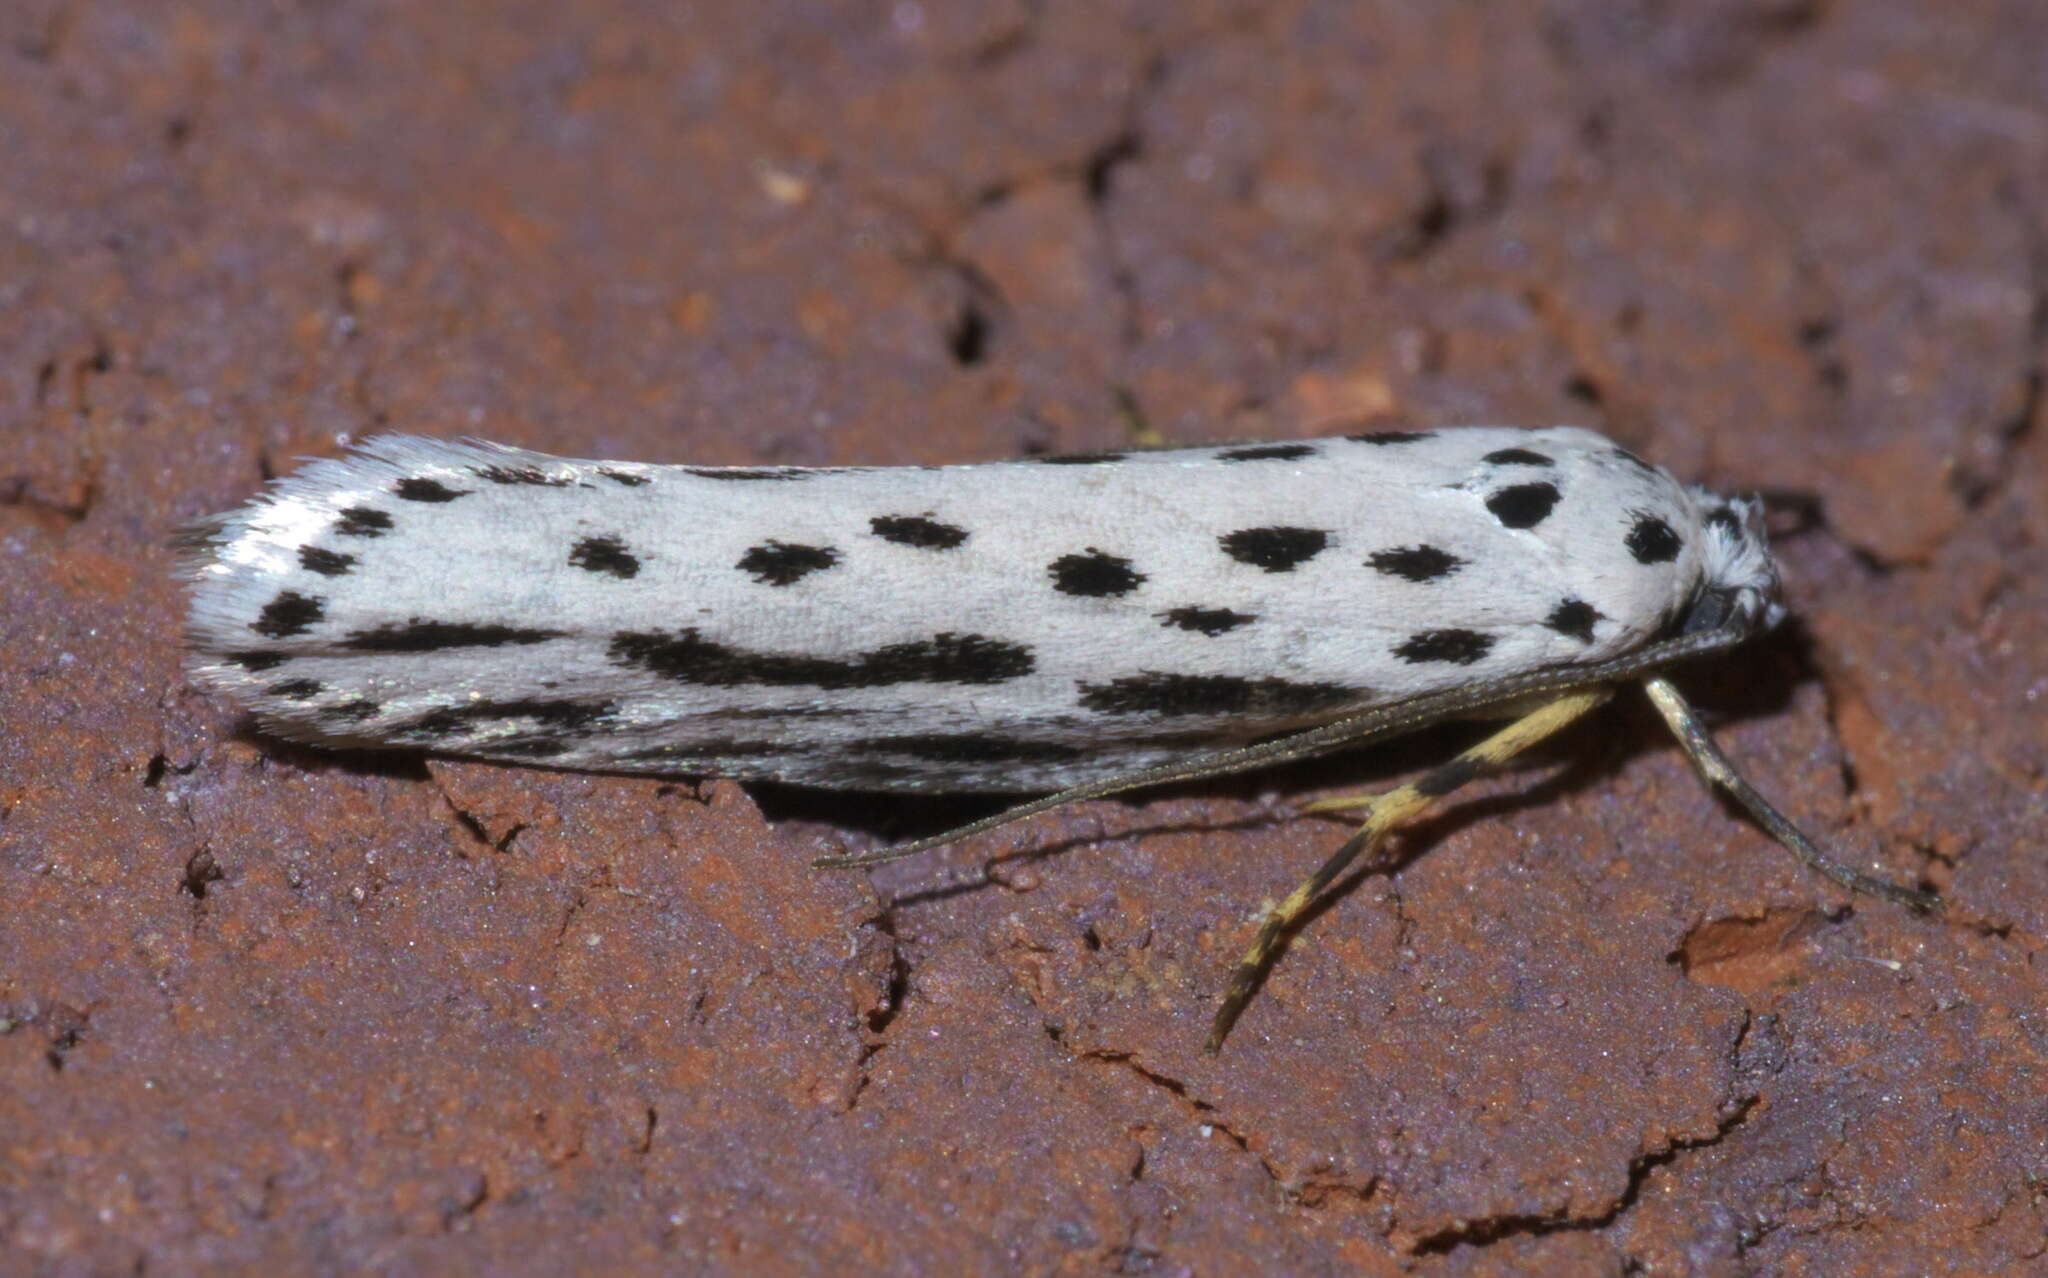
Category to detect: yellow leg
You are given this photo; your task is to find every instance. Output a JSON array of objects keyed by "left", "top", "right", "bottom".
[
  {"left": 1298, "top": 792, "right": 1375, "bottom": 814},
  {"left": 1207, "top": 688, "right": 1612, "bottom": 1052}
]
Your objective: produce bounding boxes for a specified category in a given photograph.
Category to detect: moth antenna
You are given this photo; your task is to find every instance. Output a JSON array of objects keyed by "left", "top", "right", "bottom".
[{"left": 1638, "top": 675, "right": 1938, "bottom": 912}]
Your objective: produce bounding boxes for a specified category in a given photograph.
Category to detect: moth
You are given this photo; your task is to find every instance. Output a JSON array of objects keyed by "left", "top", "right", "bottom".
[{"left": 181, "top": 427, "right": 1936, "bottom": 1048}]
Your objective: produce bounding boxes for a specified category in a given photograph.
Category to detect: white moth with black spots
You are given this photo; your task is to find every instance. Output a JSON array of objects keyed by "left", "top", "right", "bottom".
[
  {"left": 181, "top": 426, "right": 1937, "bottom": 1049},
  {"left": 182, "top": 429, "right": 1737, "bottom": 783}
]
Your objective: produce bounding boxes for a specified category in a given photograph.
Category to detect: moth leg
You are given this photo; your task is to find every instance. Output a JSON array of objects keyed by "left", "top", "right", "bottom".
[
  {"left": 1638, "top": 675, "right": 1939, "bottom": 912},
  {"left": 1207, "top": 689, "right": 1612, "bottom": 1053},
  {"left": 1297, "top": 793, "right": 1375, "bottom": 814}
]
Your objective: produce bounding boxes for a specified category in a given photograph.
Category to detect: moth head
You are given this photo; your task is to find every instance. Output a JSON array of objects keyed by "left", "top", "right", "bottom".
[{"left": 1683, "top": 493, "right": 1786, "bottom": 637}]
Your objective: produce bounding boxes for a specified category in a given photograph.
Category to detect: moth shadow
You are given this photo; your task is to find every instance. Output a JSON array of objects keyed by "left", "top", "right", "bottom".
[
  {"left": 221, "top": 720, "right": 435, "bottom": 783},
  {"left": 745, "top": 782, "right": 1019, "bottom": 848},
  {"left": 1673, "top": 614, "right": 1815, "bottom": 723}
]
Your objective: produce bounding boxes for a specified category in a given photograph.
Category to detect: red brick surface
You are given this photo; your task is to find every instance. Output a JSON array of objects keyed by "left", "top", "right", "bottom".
[{"left": 3, "top": 2, "right": 2043, "bottom": 1271}]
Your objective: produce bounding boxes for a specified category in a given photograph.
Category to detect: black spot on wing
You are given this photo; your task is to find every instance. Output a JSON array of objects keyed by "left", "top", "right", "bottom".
[
  {"left": 610, "top": 629, "right": 1034, "bottom": 688},
  {"left": 685, "top": 467, "right": 809, "bottom": 481},
  {"left": 225, "top": 651, "right": 287, "bottom": 672},
  {"left": 1393, "top": 629, "right": 1495, "bottom": 665},
  {"left": 1544, "top": 598, "right": 1602, "bottom": 643},
  {"left": 598, "top": 468, "right": 650, "bottom": 487},
  {"left": 1037, "top": 452, "right": 1126, "bottom": 465},
  {"left": 407, "top": 697, "right": 617, "bottom": 739},
  {"left": 1627, "top": 513, "right": 1683, "bottom": 564},
  {"left": 1158, "top": 606, "right": 1257, "bottom": 636},
  {"left": 738, "top": 541, "right": 840, "bottom": 586},
  {"left": 570, "top": 535, "right": 641, "bottom": 579},
  {"left": 1218, "top": 526, "right": 1330, "bottom": 572},
  {"left": 470, "top": 464, "right": 576, "bottom": 486},
  {"left": 1077, "top": 673, "right": 1359, "bottom": 717},
  {"left": 253, "top": 590, "right": 324, "bottom": 638},
  {"left": 342, "top": 621, "right": 568, "bottom": 652},
  {"left": 333, "top": 507, "right": 392, "bottom": 537},
  {"left": 297, "top": 546, "right": 356, "bottom": 576},
  {"left": 1218, "top": 443, "right": 1318, "bottom": 462},
  {"left": 1367, "top": 545, "right": 1465, "bottom": 582},
  {"left": 265, "top": 678, "right": 323, "bottom": 699},
  {"left": 1482, "top": 448, "right": 1553, "bottom": 466},
  {"left": 393, "top": 477, "right": 470, "bottom": 502},
  {"left": 1485, "top": 482, "right": 1561, "bottom": 530},
  {"left": 1049, "top": 549, "right": 1145, "bottom": 597},
  {"left": 870, "top": 514, "right": 968, "bottom": 550},
  {"left": 1612, "top": 447, "right": 1661, "bottom": 474},
  {"left": 319, "top": 699, "right": 381, "bottom": 723},
  {"left": 1347, "top": 430, "right": 1434, "bottom": 444}
]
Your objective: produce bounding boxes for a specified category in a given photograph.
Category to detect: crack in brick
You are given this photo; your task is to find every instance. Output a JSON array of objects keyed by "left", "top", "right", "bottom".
[
  {"left": 1054, "top": 1034, "right": 1267, "bottom": 1173},
  {"left": 432, "top": 782, "right": 526, "bottom": 855},
  {"left": 1083, "top": 54, "right": 1165, "bottom": 358},
  {"left": 1413, "top": 1094, "right": 1760, "bottom": 1255},
  {"left": 844, "top": 917, "right": 908, "bottom": 1114}
]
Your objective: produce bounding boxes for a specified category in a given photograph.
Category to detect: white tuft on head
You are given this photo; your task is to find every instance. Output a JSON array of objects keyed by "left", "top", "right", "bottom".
[{"left": 1688, "top": 492, "right": 1785, "bottom": 636}]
